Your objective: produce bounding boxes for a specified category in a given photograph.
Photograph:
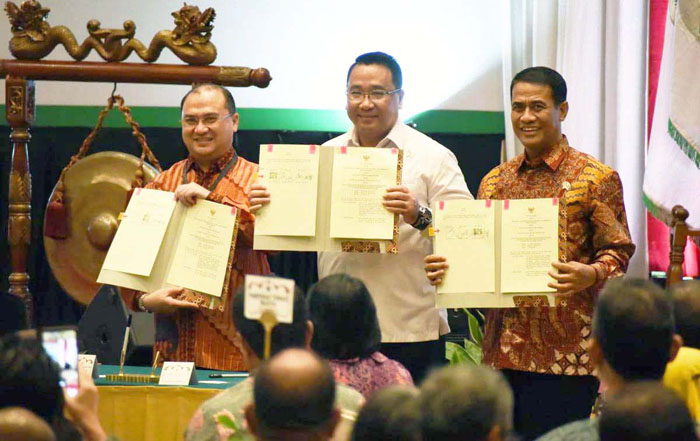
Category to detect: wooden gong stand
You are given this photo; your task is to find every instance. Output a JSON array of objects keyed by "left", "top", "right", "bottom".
[{"left": 1, "top": 59, "right": 271, "bottom": 325}]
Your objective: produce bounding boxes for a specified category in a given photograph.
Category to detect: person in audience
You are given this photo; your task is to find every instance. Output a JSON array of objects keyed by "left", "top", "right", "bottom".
[
  {"left": 536, "top": 278, "right": 683, "bottom": 441},
  {"left": 186, "top": 285, "right": 364, "bottom": 441},
  {"left": 664, "top": 280, "right": 700, "bottom": 421},
  {"left": 244, "top": 348, "right": 339, "bottom": 441},
  {"left": 0, "top": 407, "right": 56, "bottom": 441},
  {"left": 351, "top": 386, "right": 421, "bottom": 441},
  {"left": 63, "top": 369, "right": 110, "bottom": 441},
  {"left": 598, "top": 382, "right": 697, "bottom": 441},
  {"left": 0, "top": 333, "right": 112, "bottom": 441},
  {"left": 308, "top": 274, "right": 413, "bottom": 398},
  {"left": 425, "top": 66, "right": 635, "bottom": 439},
  {"left": 419, "top": 364, "right": 514, "bottom": 441},
  {"left": 250, "top": 51, "right": 473, "bottom": 383},
  {"left": 0, "top": 333, "right": 81, "bottom": 441},
  {"left": 121, "top": 83, "right": 270, "bottom": 371}
]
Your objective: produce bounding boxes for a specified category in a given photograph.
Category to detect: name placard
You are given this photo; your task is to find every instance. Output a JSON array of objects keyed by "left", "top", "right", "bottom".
[
  {"left": 158, "top": 361, "right": 197, "bottom": 386},
  {"left": 78, "top": 354, "right": 98, "bottom": 379},
  {"left": 244, "top": 275, "right": 295, "bottom": 324}
]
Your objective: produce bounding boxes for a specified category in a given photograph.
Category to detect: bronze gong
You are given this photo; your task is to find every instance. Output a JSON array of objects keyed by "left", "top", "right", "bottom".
[{"left": 44, "top": 151, "right": 158, "bottom": 304}]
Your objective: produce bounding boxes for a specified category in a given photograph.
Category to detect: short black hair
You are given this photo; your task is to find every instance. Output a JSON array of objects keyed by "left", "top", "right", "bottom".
[
  {"left": 670, "top": 280, "right": 700, "bottom": 349},
  {"left": 307, "top": 274, "right": 381, "bottom": 359},
  {"left": 0, "top": 334, "right": 63, "bottom": 423},
  {"left": 347, "top": 52, "right": 403, "bottom": 89},
  {"left": 232, "top": 283, "right": 308, "bottom": 360},
  {"left": 254, "top": 350, "right": 336, "bottom": 431},
  {"left": 420, "top": 365, "right": 513, "bottom": 441},
  {"left": 592, "top": 278, "right": 675, "bottom": 380},
  {"left": 351, "top": 386, "right": 421, "bottom": 441},
  {"left": 180, "top": 83, "right": 237, "bottom": 114},
  {"left": 0, "top": 334, "right": 83, "bottom": 441},
  {"left": 599, "top": 381, "right": 697, "bottom": 441},
  {"left": 510, "top": 66, "right": 567, "bottom": 105}
]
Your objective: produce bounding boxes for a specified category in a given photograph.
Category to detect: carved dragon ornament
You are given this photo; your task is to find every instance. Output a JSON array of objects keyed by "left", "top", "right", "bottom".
[{"left": 4, "top": 1, "right": 218, "bottom": 65}]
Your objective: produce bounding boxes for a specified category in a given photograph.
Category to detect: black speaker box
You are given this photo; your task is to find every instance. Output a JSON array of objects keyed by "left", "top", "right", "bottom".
[{"left": 78, "top": 284, "right": 155, "bottom": 366}]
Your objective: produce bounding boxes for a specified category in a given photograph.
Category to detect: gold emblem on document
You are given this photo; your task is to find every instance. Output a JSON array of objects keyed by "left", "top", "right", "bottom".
[
  {"left": 210, "top": 209, "right": 216, "bottom": 216},
  {"left": 363, "top": 154, "right": 370, "bottom": 160},
  {"left": 528, "top": 207, "right": 534, "bottom": 213}
]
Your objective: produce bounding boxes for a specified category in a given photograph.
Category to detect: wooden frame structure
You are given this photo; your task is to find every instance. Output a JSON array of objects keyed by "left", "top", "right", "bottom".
[
  {"left": 666, "top": 205, "right": 700, "bottom": 287},
  {"left": 2, "top": 60, "right": 270, "bottom": 325}
]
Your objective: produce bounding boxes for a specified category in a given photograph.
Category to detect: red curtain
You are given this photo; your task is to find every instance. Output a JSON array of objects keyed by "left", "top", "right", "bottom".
[{"left": 646, "top": 0, "right": 699, "bottom": 277}]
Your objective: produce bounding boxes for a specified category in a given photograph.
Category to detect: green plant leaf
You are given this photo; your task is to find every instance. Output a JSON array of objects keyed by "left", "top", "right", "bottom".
[
  {"left": 446, "top": 341, "right": 474, "bottom": 365},
  {"left": 463, "top": 338, "right": 483, "bottom": 365},
  {"left": 466, "top": 310, "right": 483, "bottom": 346}
]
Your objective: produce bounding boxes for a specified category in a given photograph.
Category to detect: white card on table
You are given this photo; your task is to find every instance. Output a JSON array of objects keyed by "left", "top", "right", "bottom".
[
  {"left": 158, "top": 361, "right": 197, "bottom": 385},
  {"left": 78, "top": 354, "right": 98, "bottom": 379}
]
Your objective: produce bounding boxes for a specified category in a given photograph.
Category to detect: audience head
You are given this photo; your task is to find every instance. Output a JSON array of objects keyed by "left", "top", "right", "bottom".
[
  {"left": 0, "top": 333, "right": 81, "bottom": 441},
  {"left": 590, "top": 278, "right": 681, "bottom": 384},
  {"left": 598, "top": 381, "right": 697, "bottom": 441},
  {"left": 245, "top": 348, "right": 338, "bottom": 440},
  {"left": 351, "top": 386, "right": 421, "bottom": 441},
  {"left": 232, "top": 284, "right": 311, "bottom": 367},
  {"left": 420, "top": 365, "right": 514, "bottom": 441},
  {"left": 670, "top": 280, "right": 700, "bottom": 348},
  {"left": 0, "top": 407, "right": 56, "bottom": 441},
  {"left": 308, "top": 274, "right": 381, "bottom": 360},
  {"left": 0, "top": 333, "right": 64, "bottom": 423}
]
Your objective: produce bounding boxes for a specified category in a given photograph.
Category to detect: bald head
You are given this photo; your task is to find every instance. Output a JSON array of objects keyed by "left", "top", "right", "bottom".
[
  {"left": 0, "top": 407, "right": 56, "bottom": 441},
  {"left": 251, "top": 348, "right": 336, "bottom": 437}
]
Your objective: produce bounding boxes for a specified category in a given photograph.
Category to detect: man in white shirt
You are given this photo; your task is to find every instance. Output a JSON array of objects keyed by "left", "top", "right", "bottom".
[{"left": 251, "top": 52, "right": 472, "bottom": 382}]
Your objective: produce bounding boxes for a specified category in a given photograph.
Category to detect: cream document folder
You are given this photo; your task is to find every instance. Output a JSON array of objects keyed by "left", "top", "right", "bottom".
[
  {"left": 254, "top": 144, "right": 400, "bottom": 252},
  {"left": 98, "top": 188, "right": 238, "bottom": 299},
  {"left": 434, "top": 198, "right": 558, "bottom": 308},
  {"left": 255, "top": 144, "right": 319, "bottom": 236}
]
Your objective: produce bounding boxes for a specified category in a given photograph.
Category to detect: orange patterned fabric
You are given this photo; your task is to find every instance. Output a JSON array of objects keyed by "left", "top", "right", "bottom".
[
  {"left": 477, "top": 136, "right": 635, "bottom": 375},
  {"left": 122, "top": 149, "right": 270, "bottom": 371}
]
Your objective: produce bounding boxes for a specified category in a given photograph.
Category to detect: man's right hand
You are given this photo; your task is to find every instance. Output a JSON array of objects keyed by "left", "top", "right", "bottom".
[
  {"left": 424, "top": 254, "right": 449, "bottom": 286},
  {"left": 249, "top": 184, "right": 271, "bottom": 214},
  {"left": 141, "top": 287, "right": 199, "bottom": 315}
]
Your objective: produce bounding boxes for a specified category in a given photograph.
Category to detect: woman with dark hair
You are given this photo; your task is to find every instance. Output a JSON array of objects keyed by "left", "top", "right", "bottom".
[{"left": 308, "top": 274, "right": 413, "bottom": 398}]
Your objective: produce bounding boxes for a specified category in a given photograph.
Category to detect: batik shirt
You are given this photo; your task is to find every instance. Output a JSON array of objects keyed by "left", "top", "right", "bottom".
[
  {"left": 478, "top": 136, "right": 635, "bottom": 375},
  {"left": 328, "top": 352, "right": 413, "bottom": 399},
  {"left": 122, "top": 149, "right": 270, "bottom": 371}
]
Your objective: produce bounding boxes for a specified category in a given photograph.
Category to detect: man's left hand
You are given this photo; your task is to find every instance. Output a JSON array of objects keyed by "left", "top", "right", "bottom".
[
  {"left": 383, "top": 186, "right": 419, "bottom": 225},
  {"left": 174, "top": 183, "right": 210, "bottom": 207},
  {"left": 548, "top": 261, "right": 597, "bottom": 295}
]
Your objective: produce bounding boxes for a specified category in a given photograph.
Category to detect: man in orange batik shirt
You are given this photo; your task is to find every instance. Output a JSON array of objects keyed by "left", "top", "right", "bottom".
[
  {"left": 425, "top": 67, "right": 635, "bottom": 440},
  {"left": 122, "top": 84, "right": 270, "bottom": 371}
]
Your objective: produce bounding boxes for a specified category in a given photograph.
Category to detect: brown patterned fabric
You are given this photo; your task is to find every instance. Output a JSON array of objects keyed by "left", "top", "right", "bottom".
[
  {"left": 477, "top": 136, "right": 635, "bottom": 375},
  {"left": 122, "top": 148, "right": 270, "bottom": 371}
]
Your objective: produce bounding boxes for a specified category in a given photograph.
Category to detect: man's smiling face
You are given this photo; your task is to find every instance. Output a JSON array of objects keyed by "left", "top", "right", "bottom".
[
  {"left": 181, "top": 86, "right": 239, "bottom": 168},
  {"left": 510, "top": 81, "right": 568, "bottom": 158},
  {"left": 346, "top": 63, "right": 403, "bottom": 146}
]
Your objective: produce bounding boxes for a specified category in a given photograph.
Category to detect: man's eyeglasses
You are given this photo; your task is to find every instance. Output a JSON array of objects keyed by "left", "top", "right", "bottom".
[
  {"left": 181, "top": 112, "right": 234, "bottom": 128},
  {"left": 346, "top": 89, "right": 402, "bottom": 103}
]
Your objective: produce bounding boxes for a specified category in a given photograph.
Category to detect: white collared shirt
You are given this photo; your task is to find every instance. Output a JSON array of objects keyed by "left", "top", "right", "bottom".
[{"left": 319, "top": 122, "right": 473, "bottom": 342}]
